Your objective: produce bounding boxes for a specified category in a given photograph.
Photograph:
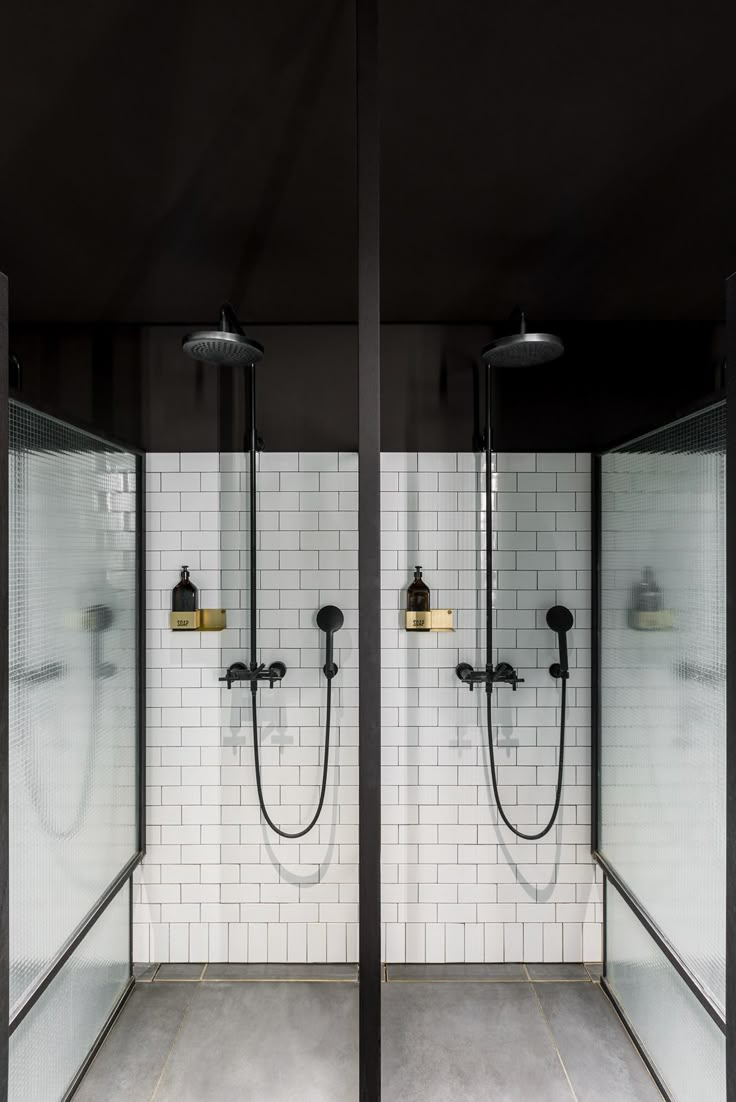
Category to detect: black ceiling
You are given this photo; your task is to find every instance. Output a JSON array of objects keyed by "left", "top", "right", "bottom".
[{"left": 2, "top": 0, "right": 736, "bottom": 324}]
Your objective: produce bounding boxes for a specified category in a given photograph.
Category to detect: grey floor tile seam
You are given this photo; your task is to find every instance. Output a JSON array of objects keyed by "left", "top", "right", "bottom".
[
  {"left": 528, "top": 979, "right": 580, "bottom": 1102},
  {"left": 149, "top": 987, "right": 198, "bottom": 1102},
  {"left": 199, "top": 976, "right": 358, "bottom": 983},
  {"left": 133, "top": 963, "right": 161, "bottom": 983},
  {"left": 154, "top": 964, "right": 206, "bottom": 982},
  {"left": 527, "top": 978, "right": 592, "bottom": 983},
  {"left": 385, "top": 963, "right": 594, "bottom": 983},
  {"left": 386, "top": 963, "right": 528, "bottom": 983}
]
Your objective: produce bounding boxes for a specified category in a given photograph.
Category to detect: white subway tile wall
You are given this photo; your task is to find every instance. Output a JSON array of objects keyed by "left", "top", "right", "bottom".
[
  {"left": 135, "top": 452, "right": 359, "bottom": 963},
  {"left": 136, "top": 448, "right": 600, "bottom": 964},
  {"left": 380, "top": 452, "right": 601, "bottom": 963}
]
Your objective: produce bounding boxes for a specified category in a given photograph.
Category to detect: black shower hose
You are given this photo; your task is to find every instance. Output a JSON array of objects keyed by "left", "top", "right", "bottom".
[
  {"left": 485, "top": 677, "right": 567, "bottom": 841},
  {"left": 250, "top": 678, "right": 332, "bottom": 838}
]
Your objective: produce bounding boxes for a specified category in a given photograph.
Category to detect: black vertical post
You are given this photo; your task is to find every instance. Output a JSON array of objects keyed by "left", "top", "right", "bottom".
[
  {"left": 591, "top": 454, "right": 601, "bottom": 856},
  {"left": 0, "top": 271, "right": 9, "bottom": 1102},
  {"left": 357, "top": 0, "right": 381, "bottom": 1097},
  {"left": 136, "top": 452, "right": 147, "bottom": 860},
  {"left": 726, "top": 270, "right": 735, "bottom": 1102}
]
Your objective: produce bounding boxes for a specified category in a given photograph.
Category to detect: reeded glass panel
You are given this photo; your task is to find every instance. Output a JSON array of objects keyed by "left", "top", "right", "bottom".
[
  {"left": 9, "top": 402, "right": 138, "bottom": 1014},
  {"left": 606, "top": 883, "right": 725, "bottom": 1102},
  {"left": 9, "top": 882, "right": 130, "bottom": 1102},
  {"left": 599, "top": 403, "right": 726, "bottom": 1012}
]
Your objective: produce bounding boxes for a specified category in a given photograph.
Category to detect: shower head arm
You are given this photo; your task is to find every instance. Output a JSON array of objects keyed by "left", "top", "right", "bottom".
[{"left": 219, "top": 302, "right": 244, "bottom": 335}]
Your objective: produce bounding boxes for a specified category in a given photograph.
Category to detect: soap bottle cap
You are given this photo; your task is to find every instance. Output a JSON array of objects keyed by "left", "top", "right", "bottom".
[{"left": 181, "top": 565, "right": 190, "bottom": 579}]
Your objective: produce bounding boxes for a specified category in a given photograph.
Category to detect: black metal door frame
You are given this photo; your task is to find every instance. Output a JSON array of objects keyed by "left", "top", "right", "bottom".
[
  {"left": 1, "top": 272, "right": 9, "bottom": 1102},
  {"left": 726, "top": 270, "right": 735, "bottom": 1102}
]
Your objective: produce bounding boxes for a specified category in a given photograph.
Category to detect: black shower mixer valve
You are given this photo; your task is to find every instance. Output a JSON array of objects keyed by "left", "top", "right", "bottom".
[
  {"left": 455, "top": 661, "right": 524, "bottom": 692},
  {"left": 219, "top": 660, "right": 287, "bottom": 691}
]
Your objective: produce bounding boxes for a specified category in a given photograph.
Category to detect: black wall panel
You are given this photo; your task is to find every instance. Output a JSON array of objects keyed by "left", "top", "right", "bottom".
[{"left": 9, "top": 319, "right": 724, "bottom": 456}]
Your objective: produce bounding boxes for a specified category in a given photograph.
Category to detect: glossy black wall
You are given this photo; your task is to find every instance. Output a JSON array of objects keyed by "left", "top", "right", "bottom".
[{"left": 10, "top": 319, "right": 724, "bottom": 455}]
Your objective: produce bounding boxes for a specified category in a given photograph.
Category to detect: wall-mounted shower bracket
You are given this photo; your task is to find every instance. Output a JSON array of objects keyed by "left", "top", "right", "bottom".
[
  {"left": 456, "top": 661, "right": 524, "bottom": 692},
  {"left": 219, "top": 660, "right": 286, "bottom": 691}
]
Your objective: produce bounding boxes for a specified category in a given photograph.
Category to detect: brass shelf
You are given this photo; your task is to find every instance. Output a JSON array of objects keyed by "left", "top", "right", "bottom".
[
  {"left": 405, "top": 609, "right": 454, "bottom": 633},
  {"left": 169, "top": 609, "right": 227, "bottom": 632}
]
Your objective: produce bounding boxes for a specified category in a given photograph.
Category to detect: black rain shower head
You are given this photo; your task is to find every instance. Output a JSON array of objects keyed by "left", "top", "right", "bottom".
[
  {"left": 482, "top": 311, "right": 563, "bottom": 368},
  {"left": 182, "top": 303, "right": 264, "bottom": 368}
]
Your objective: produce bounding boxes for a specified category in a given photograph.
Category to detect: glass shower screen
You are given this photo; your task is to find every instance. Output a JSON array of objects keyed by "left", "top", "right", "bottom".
[
  {"left": 598, "top": 401, "right": 726, "bottom": 1099},
  {"left": 8, "top": 401, "right": 139, "bottom": 1090}
]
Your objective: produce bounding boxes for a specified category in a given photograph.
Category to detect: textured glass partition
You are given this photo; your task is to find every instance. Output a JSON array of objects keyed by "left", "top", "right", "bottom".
[
  {"left": 599, "top": 402, "right": 726, "bottom": 1014},
  {"left": 607, "top": 882, "right": 725, "bottom": 1102},
  {"left": 9, "top": 882, "right": 130, "bottom": 1102},
  {"left": 9, "top": 402, "right": 138, "bottom": 1015}
]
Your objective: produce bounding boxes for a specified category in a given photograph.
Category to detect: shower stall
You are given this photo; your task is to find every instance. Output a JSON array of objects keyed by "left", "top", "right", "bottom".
[{"left": 0, "top": 0, "right": 734, "bottom": 1087}]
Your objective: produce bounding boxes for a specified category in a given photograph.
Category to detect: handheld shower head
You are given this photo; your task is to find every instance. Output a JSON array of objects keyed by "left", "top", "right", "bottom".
[
  {"left": 317, "top": 605, "right": 344, "bottom": 634},
  {"left": 482, "top": 311, "right": 563, "bottom": 368},
  {"left": 317, "top": 605, "right": 343, "bottom": 680},
  {"left": 546, "top": 605, "right": 573, "bottom": 678},
  {"left": 182, "top": 303, "right": 264, "bottom": 368},
  {"left": 546, "top": 605, "right": 574, "bottom": 634}
]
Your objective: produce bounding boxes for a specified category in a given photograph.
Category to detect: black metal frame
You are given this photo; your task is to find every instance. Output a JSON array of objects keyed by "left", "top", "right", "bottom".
[
  {"left": 9, "top": 854, "right": 141, "bottom": 1035},
  {"left": 726, "top": 270, "right": 735, "bottom": 1102},
  {"left": 62, "top": 976, "right": 135, "bottom": 1102},
  {"left": 600, "top": 977, "right": 674, "bottom": 1102},
  {"left": 1, "top": 396, "right": 145, "bottom": 1098},
  {"left": 591, "top": 391, "right": 730, "bottom": 1076},
  {"left": 357, "top": 0, "right": 381, "bottom": 1097},
  {"left": 0, "top": 272, "right": 9, "bottom": 1102},
  {"left": 597, "top": 854, "right": 725, "bottom": 1033}
]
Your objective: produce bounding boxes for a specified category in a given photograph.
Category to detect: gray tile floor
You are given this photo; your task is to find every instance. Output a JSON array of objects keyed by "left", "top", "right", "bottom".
[{"left": 76, "top": 964, "right": 662, "bottom": 1102}]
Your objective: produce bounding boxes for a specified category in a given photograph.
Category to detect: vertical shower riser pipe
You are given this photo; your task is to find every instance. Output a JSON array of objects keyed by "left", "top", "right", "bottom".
[
  {"left": 485, "top": 362, "right": 493, "bottom": 684},
  {"left": 249, "top": 364, "right": 258, "bottom": 672}
]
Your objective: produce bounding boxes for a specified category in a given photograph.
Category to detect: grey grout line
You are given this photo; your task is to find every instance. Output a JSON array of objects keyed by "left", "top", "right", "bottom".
[
  {"left": 530, "top": 978, "right": 592, "bottom": 983},
  {"left": 529, "top": 982, "right": 581, "bottom": 1102},
  {"left": 199, "top": 977, "right": 357, "bottom": 983},
  {"left": 134, "top": 963, "right": 160, "bottom": 983},
  {"left": 153, "top": 968, "right": 206, "bottom": 983},
  {"left": 386, "top": 976, "right": 530, "bottom": 984},
  {"left": 149, "top": 987, "right": 197, "bottom": 1102}
]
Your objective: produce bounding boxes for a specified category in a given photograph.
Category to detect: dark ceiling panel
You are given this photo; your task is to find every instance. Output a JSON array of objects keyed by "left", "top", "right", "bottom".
[
  {"left": 1, "top": 1, "right": 735, "bottom": 322},
  {"left": 379, "top": 0, "right": 736, "bottom": 320},
  {"left": 1, "top": 0, "right": 357, "bottom": 323}
]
